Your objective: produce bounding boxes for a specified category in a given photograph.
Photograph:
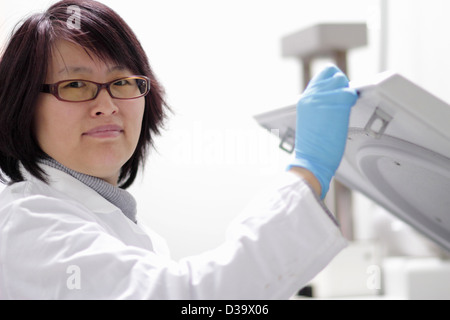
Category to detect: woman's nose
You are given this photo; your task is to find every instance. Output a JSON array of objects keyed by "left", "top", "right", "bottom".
[{"left": 90, "top": 88, "right": 119, "bottom": 116}]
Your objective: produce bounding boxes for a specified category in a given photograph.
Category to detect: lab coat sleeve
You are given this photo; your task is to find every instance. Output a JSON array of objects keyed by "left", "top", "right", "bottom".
[
  {"left": 0, "top": 172, "right": 347, "bottom": 300},
  {"left": 178, "top": 172, "right": 348, "bottom": 299}
]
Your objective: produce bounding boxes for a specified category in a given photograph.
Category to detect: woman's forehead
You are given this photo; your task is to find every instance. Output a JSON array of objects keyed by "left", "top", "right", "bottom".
[{"left": 48, "top": 40, "right": 128, "bottom": 79}]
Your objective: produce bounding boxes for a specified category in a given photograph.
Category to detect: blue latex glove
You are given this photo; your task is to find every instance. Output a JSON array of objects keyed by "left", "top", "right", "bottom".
[{"left": 288, "top": 65, "right": 358, "bottom": 199}]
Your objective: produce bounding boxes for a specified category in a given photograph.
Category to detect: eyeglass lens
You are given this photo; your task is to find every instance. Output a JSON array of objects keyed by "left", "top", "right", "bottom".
[{"left": 57, "top": 77, "right": 148, "bottom": 101}]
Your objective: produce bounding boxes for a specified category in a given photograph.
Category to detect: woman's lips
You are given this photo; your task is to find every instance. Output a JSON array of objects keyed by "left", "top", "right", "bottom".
[{"left": 83, "top": 125, "right": 124, "bottom": 138}]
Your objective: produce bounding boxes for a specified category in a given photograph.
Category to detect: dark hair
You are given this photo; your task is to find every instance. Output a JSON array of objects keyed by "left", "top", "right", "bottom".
[{"left": 0, "top": 0, "right": 168, "bottom": 189}]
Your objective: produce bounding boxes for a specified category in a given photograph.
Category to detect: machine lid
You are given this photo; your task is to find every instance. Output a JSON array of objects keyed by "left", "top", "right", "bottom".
[{"left": 254, "top": 71, "right": 450, "bottom": 252}]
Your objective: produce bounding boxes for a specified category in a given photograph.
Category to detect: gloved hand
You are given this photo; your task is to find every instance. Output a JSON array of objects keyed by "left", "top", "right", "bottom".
[{"left": 288, "top": 65, "right": 358, "bottom": 199}]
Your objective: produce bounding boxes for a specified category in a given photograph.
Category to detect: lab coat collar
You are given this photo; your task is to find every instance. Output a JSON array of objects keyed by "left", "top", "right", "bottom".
[{"left": 23, "top": 163, "right": 121, "bottom": 215}]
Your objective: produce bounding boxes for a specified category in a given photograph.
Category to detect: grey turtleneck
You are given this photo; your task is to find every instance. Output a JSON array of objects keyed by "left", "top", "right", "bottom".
[{"left": 40, "top": 158, "right": 137, "bottom": 223}]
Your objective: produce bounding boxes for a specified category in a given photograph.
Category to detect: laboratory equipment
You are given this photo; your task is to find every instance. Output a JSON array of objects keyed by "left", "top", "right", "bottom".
[
  {"left": 254, "top": 72, "right": 450, "bottom": 298},
  {"left": 255, "top": 71, "right": 450, "bottom": 252}
]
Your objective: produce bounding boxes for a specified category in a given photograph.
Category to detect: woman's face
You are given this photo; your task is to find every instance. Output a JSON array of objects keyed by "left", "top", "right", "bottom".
[{"left": 34, "top": 40, "right": 145, "bottom": 185}]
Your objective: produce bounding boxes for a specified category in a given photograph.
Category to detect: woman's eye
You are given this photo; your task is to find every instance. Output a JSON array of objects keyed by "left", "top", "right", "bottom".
[
  {"left": 65, "top": 81, "right": 85, "bottom": 89},
  {"left": 114, "top": 80, "right": 130, "bottom": 86}
]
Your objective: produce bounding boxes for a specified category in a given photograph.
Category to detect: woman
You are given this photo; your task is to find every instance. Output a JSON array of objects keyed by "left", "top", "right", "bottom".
[{"left": 0, "top": 0, "right": 357, "bottom": 299}]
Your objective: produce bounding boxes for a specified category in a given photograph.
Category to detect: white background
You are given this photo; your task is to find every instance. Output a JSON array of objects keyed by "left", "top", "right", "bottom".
[{"left": 1, "top": 0, "right": 449, "bottom": 263}]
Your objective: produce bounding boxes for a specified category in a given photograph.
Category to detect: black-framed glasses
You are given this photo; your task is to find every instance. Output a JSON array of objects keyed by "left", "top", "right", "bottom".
[{"left": 41, "top": 75, "right": 150, "bottom": 102}]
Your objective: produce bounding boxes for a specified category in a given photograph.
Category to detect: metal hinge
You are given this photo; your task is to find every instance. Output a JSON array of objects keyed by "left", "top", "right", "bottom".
[
  {"left": 279, "top": 127, "right": 296, "bottom": 153},
  {"left": 364, "top": 107, "right": 392, "bottom": 139}
]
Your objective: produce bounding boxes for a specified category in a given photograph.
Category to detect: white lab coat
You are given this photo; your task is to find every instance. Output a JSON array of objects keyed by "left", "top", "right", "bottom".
[{"left": 0, "top": 164, "right": 347, "bottom": 299}]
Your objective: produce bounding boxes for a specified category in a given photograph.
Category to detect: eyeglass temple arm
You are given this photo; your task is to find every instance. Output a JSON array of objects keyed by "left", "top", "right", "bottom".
[{"left": 40, "top": 84, "right": 52, "bottom": 93}]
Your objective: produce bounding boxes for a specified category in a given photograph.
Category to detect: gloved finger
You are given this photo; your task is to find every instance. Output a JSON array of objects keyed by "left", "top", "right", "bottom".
[
  {"left": 301, "top": 88, "right": 358, "bottom": 107},
  {"left": 306, "top": 64, "right": 343, "bottom": 87},
  {"left": 305, "top": 72, "right": 349, "bottom": 93}
]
